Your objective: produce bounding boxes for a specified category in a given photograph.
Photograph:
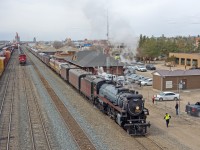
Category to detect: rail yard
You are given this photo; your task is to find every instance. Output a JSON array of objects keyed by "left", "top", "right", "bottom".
[{"left": 0, "top": 44, "right": 200, "bottom": 150}]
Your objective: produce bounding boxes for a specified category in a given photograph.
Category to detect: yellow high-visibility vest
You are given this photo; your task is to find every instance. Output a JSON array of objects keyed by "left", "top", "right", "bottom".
[
  {"left": 165, "top": 114, "right": 170, "bottom": 120},
  {"left": 115, "top": 55, "right": 120, "bottom": 60}
]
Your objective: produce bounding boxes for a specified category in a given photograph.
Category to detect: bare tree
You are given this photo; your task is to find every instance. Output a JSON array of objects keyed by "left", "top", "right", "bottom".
[{"left": 53, "top": 41, "right": 63, "bottom": 49}]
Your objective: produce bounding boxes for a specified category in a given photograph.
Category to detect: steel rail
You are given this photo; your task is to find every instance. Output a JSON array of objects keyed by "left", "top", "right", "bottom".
[
  {"left": 0, "top": 52, "right": 17, "bottom": 149},
  {"left": 23, "top": 67, "right": 52, "bottom": 150},
  {"left": 0, "top": 62, "right": 13, "bottom": 116},
  {"left": 134, "top": 136, "right": 164, "bottom": 150},
  {"left": 22, "top": 67, "right": 36, "bottom": 150},
  {"left": 6, "top": 62, "right": 16, "bottom": 150}
]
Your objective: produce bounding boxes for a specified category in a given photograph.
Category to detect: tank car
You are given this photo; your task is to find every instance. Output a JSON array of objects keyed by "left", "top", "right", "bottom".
[{"left": 97, "top": 83, "right": 150, "bottom": 135}]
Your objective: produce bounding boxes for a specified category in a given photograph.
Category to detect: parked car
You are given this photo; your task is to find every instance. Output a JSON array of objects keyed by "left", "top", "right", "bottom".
[
  {"left": 136, "top": 77, "right": 150, "bottom": 84},
  {"left": 136, "top": 65, "right": 147, "bottom": 72},
  {"left": 124, "top": 66, "right": 136, "bottom": 74},
  {"left": 132, "top": 75, "right": 145, "bottom": 83},
  {"left": 100, "top": 73, "right": 116, "bottom": 81},
  {"left": 185, "top": 102, "right": 200, "bottom": 117},
  {"left": 127, "top": 65, "right": 137, "bottom": 70},
  {"left": 154, "top": 91, "right": 180, "bottom": 101},
  {"left": 141, "top": 78, "right": 153, "bottom": 86},
  {"left": 146, "top": 64, "right": 156, "bottom": 70},
  {"left": 136, "top": 62, "right": 144, "bottom": 65},
  {"left": 126, "top": 74, "right": 139, "bottom": 83}
]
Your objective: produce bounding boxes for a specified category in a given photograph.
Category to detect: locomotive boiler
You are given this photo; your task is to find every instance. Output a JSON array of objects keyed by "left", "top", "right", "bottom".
[{"left": 98, "top": 83, "right": 150, "bottom": 135}]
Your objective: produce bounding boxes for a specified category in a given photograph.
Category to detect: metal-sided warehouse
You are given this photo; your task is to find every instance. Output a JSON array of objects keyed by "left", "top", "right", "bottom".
[{"left": 152, "top": 70, "right": 200, "bottom": 91}]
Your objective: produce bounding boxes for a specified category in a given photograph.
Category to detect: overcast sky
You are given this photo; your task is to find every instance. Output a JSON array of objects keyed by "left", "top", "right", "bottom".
[{"left": 0, "top": 0, "right": 200, "bottom": 41}]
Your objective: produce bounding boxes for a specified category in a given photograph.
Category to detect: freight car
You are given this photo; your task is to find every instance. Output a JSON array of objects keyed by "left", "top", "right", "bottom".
[
  {"left": 68, "top": 68, "right": 92, "bottom": 90},
  {"left": 54, "top": 61, "right": 68, "bottom": 75},
  {"left": 28, "top": 46, "right": 151, "bottom": 135},
  {"left": 18, "top": 46, "right": 26, "bottom": 64},
  {"left": 0, "top": 57, "right": 6, "bottom": 76},
  {"left": 60, "top": 64, "right": 79, "bottom": 81}
]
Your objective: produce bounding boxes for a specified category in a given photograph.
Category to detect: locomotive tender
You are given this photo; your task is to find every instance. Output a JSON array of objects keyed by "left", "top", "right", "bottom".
[{"left": 28, "top": 47, "right": 151, "bottom": 136}]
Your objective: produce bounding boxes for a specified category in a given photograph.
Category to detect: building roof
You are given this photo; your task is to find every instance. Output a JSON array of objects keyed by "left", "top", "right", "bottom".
[
  {"left": 64, "top": 50, "right": 124, "bottom": 67},
  {"left": 153, "top": 69, "right": 200, "bottom": 77}
]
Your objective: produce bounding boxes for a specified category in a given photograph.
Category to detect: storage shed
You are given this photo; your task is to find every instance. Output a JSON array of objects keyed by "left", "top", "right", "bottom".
[{"left": 152, "top": 70, "right": 200, "bottom": 91}]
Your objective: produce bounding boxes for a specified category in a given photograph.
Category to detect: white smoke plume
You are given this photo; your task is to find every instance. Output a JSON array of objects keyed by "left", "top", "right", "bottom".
[{"left": 82, "top": 0, "right": 138, "bottom": 61}]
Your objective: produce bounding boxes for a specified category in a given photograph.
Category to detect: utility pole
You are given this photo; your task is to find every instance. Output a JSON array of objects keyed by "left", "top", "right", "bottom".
[
  {"left": 106, "top": 9, "right": 110, "bottom": 74},
  {"left": 106, "top": 9, "right": 109, "bottom": 41}
]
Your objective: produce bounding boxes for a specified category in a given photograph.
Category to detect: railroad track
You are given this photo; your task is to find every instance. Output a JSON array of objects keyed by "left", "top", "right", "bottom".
[
  {"left": 134, "top": 136, "right": 164, "bottom": 150},
  {"left": 25, "top": 46, "right": 96, "bottom": 150},
  {"left": 0, "top": 56, "right": 16, "bottom": 150},
  {"left": 19, "top": 64, "right": 52, "bottom": 150}
]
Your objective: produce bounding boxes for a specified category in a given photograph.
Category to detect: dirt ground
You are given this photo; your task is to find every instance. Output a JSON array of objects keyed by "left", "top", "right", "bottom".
[{"left": 129, "top": 61, "right": 200, "bottom": 149}]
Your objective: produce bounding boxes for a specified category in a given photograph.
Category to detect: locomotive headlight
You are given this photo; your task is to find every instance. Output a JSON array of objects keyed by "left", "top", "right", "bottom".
[
  {"left": 136, "top": 106, "right": 140, "bottom": 110},
  {"left": 135, "top": 106, "right": 140, "bottom": 112},
  {"left": 144, "top": 111, "right": 148, "bottom": 115}
]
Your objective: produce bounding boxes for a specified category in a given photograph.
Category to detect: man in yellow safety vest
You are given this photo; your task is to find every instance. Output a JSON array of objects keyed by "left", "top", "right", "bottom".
[{"left": 164, "top": 113, "right": 171, "bottom": 127}]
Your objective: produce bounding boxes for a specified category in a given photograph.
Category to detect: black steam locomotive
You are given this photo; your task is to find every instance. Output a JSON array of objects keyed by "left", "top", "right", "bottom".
[{"left": 94, "top": 82, "right": 150, "bottom": 135}]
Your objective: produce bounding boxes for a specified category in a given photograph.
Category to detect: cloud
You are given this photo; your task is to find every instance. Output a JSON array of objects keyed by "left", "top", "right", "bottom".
[{"left": 0, "top": 0, "right": 200, "bottom": 40}]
